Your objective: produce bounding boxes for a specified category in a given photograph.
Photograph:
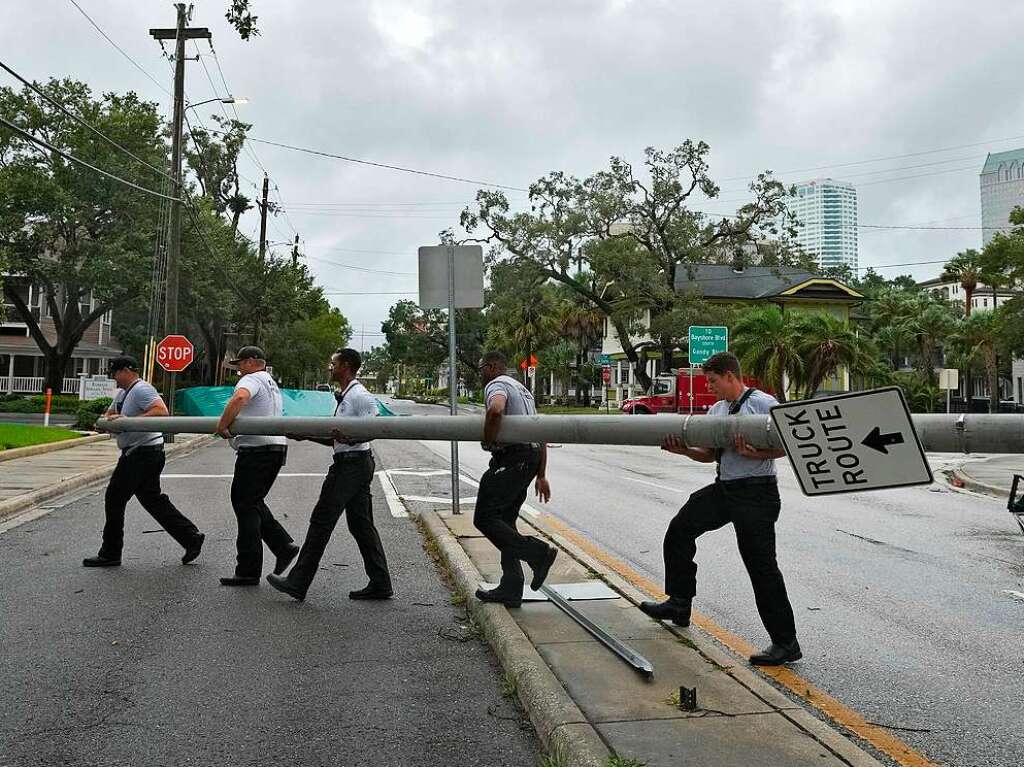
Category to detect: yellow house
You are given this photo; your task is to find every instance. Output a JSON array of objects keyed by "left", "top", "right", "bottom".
[{"left": 600, "top": 264, "right": 864, "bottom": 401}]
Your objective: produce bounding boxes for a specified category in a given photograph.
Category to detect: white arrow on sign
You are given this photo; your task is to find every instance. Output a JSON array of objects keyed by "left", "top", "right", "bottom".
[{"left": 770, "top": 387, "right": 933, "bottom": 496}]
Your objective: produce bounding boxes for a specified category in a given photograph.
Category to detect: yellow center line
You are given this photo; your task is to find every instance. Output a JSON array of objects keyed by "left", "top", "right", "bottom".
[{"left": 537, "top": 513, "right": 940, "bottom": 767}]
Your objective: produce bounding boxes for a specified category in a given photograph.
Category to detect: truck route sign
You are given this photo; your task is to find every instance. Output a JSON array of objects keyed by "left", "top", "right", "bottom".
[{"left": 770, "top": 387, "right": 932, "bottom": 496}]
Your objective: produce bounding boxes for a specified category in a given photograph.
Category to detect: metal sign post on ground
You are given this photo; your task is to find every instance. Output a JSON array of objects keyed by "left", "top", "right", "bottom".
[{"left": 418, "top": 244, "right": 484, "bottom": 516}]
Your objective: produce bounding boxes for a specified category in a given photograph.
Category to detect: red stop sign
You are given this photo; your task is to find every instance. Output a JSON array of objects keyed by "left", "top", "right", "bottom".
[
  {"left": 156, "top": 334, "right": 194, "bottom": 373},
  {"left": 601, "top": 366, "right": 611, "bottom": 383}
]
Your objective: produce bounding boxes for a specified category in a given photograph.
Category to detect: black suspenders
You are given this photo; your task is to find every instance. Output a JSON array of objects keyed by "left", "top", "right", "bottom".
[{"left": 715, "top": 387, "right": 757, "bottom": 477}]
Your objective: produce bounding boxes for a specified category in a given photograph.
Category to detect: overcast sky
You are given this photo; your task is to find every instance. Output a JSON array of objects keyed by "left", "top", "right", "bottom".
[{"left": 6, "top": 0, "right": 1024, "bottom": 347}]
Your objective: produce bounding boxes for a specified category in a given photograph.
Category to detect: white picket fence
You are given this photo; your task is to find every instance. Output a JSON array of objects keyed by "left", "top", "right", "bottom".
[{"left": 0, "top": 376, "right": 83, "bottom": 395}]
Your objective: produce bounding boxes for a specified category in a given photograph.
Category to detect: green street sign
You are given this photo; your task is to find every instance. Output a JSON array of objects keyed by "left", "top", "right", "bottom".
[
  {"left": 598, "top": 354, "right": 611, "bottom": 365},
  {"left": 687, "top": 325, "right": 728, "bottom": 366}
]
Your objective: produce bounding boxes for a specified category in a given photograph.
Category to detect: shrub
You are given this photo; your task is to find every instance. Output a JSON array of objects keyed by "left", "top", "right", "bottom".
[
  {"left": 75, "top": 397, "right": 113, "bottom": 430},
  {"left": 0, "top": 394, "right": 82, "bottom": 414}
]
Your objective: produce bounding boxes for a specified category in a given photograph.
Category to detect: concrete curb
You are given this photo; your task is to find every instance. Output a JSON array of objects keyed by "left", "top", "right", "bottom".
[
  {"left": 0, "top": 433, "right": 110, "bottom": 463},
  {"left": 0, "top": 435, "right": 217, "bottom": 523},
  {"left": 949, "top": 469, "right": 1006, "bottom": 499},
  {"left": 418, "top": 510, "right": 612, "bottom": 767},
  {"left": 522, "top": 515, "right": 887, "bottom": 767}
]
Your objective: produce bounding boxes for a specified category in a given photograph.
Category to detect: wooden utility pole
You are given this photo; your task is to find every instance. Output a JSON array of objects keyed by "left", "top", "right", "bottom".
[
  {"left": 292, "top": 234, "right": 300, "bottom": 267},
  {"left": 150, "top": 5, "right": 211, "bottom": 420},
  {"left": 258, "top": 173, "right": 269, "bottom": 262}
]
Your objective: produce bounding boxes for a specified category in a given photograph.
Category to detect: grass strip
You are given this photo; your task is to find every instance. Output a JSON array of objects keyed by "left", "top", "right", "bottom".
[{"left": 0, "top": 424, "right": 80, "bottom": 450}]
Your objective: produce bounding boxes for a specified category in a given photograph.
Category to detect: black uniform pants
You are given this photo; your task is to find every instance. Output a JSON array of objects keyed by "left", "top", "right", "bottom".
[
  {"left": 286, "top": 452, "right": 390, "bottom": 594},
  {"left": 473, "top": 446, "right": 546, "bottom": 592},
  {"left": 230, "top": 449, "right": 294, "bottom": 577},
  {"left": 664, "top": 479, "right": 797, "bottom": 645},
  {"left": 100, "top": 448, "right": 201, "bottom": 558}
]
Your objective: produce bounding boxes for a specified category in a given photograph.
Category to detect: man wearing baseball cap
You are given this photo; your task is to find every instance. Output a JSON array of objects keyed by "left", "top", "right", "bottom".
[
  {"left": 83, "top": 356, "right": 204, "bottom": 568},
  {"left": 215, "top": 346, "right": 298, "bottom": 586}
]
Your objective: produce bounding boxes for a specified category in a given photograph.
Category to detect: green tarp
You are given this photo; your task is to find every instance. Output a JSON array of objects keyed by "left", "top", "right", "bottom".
[{"left": 174, "top": 387, "right": 396, "bottom": 417}]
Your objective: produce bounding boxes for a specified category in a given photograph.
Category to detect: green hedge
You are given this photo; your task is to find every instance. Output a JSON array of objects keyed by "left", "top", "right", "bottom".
[
  {"left": 0, "top": 394, "right": 83, "bottom": 414},
  {"left": 74, "top": 397, "right": 113, "bottom": 430}
]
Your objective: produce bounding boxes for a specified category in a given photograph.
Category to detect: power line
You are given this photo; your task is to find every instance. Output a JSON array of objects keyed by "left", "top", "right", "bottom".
[
  {"left": 304, "top": 254, "right": 416, "bottom": 276},
  {"left": 0, "top": 58, "right": 174, "bottom": 184},
  {"left": 202, "top": 127, "right": 528, "bottom": 191},
  {"left": 66, "top": 0, "right": 172, "bottom": 97},
  {"left": 720, "top": 132, "right": 1024, "bottom": 183},
  {"left": 0, "top": 115, "right": 180, "bottom": 201}
]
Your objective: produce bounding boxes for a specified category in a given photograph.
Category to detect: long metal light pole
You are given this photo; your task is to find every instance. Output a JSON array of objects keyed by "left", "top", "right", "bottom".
[
  {"left": 97, "top": 412, "right": 1024, "bottom": 454},
  {"left": 447, "top": 245, "right": 461, "bottom": 515}
]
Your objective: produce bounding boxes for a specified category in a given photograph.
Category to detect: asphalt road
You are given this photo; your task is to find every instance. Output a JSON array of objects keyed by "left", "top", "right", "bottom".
[
  {"left": 0, "top": 438, "right": 539, "bottom": 767},
  {"left": 386, "top": 397, "right": 1024, "bottom": 767}
]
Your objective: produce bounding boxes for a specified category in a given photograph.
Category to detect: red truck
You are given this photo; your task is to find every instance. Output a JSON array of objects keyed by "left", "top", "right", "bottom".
[{"left": 620, "top": 370, "right": 768, "bottom": 414}]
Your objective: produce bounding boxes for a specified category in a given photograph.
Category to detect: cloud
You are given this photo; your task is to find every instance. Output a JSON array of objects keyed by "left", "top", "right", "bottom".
[{"left": 5, "top": 0, "right": 1024, "bottom": 341}]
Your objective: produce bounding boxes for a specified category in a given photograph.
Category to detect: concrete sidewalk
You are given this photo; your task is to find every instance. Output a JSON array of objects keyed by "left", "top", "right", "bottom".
[
  {"left": 951, "top": 454, "right": 1024, "bottom": 501},
  {"left": 0, "top": 434, "right": 212, "bottom": 521},
  {"left": 425, "top": 510, "right": 887, "bottom": 767}
]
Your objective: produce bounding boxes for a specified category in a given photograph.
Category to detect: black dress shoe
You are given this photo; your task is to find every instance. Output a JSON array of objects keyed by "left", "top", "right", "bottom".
[
  {"left": 638, "top": 598, "right": 691, "bottom": 627},
  {"left": 273, "top": 543, "right": 300, "bottom": 575},
  {"left": 82, "top": 555, "right": 121, "bottom": 568},
  {"left": 219, "top": 575, "right": 260, "bottom": 586},
  {"left": 349, "top": 583, "right": 394, "bottom": 600},
  {"left": 475, "top": 586, "right": 522, "bottom": 608},
  {"left": 529, "top": 546, "right": 558, "bottom": 591},
  {"left": 749, "top": 640, "right": 802, "bottom": 666},
  {"left": 266, "top": 573, "right": 306, "bottom": 601},
  {"left": 181, "top": 534, "right": 205, "bottom": 565}
]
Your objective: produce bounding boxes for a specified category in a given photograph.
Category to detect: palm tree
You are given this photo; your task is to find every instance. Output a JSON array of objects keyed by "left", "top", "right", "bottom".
[
  {"left": 873, "top": 322, "right": 913, "bottom": 371},
  {"left": 559, "top": 301, "right": 605, "bottom": 404},
  {"left": 943, "top": 250, "right": 982, "bottom": 317},
  {"left": 487, "top": 285, "right": 561, "bottom": 394},
  {"left": 904, "top": 299, "right": 956, "bottom": 388},
  {"left": 951, "top": 309, "right": 1006, "bottom": 413},
  {"left": 731, "top": 305, "right": 803, "bottom": 402},
  {"left": 793, "top": 313, "right": 874, "bottom": 399}
]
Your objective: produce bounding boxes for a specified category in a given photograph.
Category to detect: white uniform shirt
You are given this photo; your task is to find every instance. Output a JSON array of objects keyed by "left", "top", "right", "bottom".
[
  {"left": 483, "top": 374, "right": 537, "bottom": 449},
  {"left": 231, "top": 370, "right": 287, "bottom": 449},
  {"left": 112, "top": 379, "right": 163, "bottom": 453},
  {"left": 333, "top": 380, "right": 377, "bottom": 454},
  {"left": 709, "top": 388, "right": 778, "bottom": 480}
]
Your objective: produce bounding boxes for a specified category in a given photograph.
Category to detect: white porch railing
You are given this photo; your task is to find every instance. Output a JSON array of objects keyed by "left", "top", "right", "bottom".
[{"left": 0, "top": 376, "right": 83, "bottom": 395}]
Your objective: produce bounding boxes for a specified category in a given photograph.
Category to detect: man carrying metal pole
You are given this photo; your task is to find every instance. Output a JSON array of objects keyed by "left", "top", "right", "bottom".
[
  {"left": 640, "top": 351, "right": 802, "bottom": 666},
  {"left": 83, "top": 356, "right": 204, "bottom": 568},
  {"left": 473, "top": 351, "right": 557, "bottom": 607},
  {"left": 215, "top": 346, "right": 298, "bottom": 586},
  {"left": 267, "top": 348, "right": 393, "bottom": 602}
]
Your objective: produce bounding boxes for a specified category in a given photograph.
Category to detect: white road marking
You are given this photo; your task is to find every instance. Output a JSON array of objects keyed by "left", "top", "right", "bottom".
[{"left": 375, "top": 470, "right": 408, "bottom": 518}]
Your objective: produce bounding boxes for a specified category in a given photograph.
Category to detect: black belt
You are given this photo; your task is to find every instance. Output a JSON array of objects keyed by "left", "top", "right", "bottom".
[
  {"left": 237, "top": 444, "right": 288, "bottom": 454},
  {"left": 492, "top": 444, "right": 539, "bottom": 458},
  {"left": 124, "top": 444, "right": 163, "bottom": 456},
  {"left": 717, "top": 475, "right": 777, "bottom": 487},
  {"left": 333, "top": 450, "right": 371, "bottom": 462}
]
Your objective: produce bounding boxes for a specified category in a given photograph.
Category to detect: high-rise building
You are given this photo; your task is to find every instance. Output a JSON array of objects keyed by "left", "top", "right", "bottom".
[
  {"left": 784, "top": 178, "right": 858, "bottom": 271},
  {"left": 980, "top": 148, "right": 1024, "bottom": 245}
]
